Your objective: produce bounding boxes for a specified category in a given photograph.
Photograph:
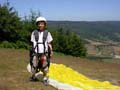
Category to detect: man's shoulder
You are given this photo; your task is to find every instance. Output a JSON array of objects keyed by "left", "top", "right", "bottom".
[
  {"left": 32, "top": 29, "right": 38, "bottom": 33},
  {"left": 44, "top": 30, "right": 49, "bottom": 33},
  {"left": 32, "top": 29, "right": 49, "bottom": 35},
  {"left": 32, "top": 29, "right": 49, "bottom": 32}
]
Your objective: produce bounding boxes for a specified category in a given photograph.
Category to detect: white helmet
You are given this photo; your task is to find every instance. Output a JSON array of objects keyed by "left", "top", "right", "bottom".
[{"left": 36, "top": 16, "right": 47, "bottom": 23}]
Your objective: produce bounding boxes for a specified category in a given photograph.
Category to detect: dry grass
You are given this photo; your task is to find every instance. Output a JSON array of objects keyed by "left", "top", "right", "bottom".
[
  {"left": 0, "top": 48, "right": 120, "bottom": 90},
  {"left": 0, "top": 48, "right": 56, "bottom": 90}
]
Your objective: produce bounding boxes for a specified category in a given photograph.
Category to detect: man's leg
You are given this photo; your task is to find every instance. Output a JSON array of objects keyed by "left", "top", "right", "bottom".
[
  {"left": 30, "top": 55, "right": 39, "bottom": 81},
  {"left": 42, "top": 68, "right": 49, "bottom": 85},
  {"left": 42, "top": 55, "right": 49, "bottom": 85}
]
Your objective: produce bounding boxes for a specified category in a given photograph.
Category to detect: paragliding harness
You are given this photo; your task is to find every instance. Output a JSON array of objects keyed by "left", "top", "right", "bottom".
[{"left": 29, "top": 30, "right": 51, "bottom": 73}]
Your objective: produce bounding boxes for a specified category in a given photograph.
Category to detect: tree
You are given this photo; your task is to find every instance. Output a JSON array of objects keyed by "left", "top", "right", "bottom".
[
  {"left": 20, "top": 10, "right": 41, "bottom": 43},
  {"left": 0, "top": 2, "right": 22, "bottom": 42},
  {"left": 49, "top": 27, "right": 87, "bottom": 57},
  {"left": 0, "top": 2, "right": 87, "bottom": 57}
]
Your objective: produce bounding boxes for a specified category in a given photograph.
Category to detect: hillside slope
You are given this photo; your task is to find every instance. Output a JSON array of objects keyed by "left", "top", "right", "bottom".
[
  {"left": 48, "top": 21, "right": 120, "bottom": 42},
  {"left": 0, "top": 49, "right": 120, "bottom": 90}
]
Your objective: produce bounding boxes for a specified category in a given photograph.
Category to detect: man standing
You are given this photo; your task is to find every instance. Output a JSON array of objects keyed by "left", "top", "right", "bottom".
[{"left": 30, "top": 16, "right": 53, "bottom": 85}]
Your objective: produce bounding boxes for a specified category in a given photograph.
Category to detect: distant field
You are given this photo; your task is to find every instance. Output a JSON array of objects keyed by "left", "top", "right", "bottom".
[
  {"left": 0, "top": 48, "right": 120, "bottom": 90},
  {"left": 86, "top": 41, "right": 120, "bottom": 62}
]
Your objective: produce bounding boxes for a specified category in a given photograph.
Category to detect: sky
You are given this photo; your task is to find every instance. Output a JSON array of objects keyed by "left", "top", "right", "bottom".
[{"left": 0, "top": 0, "right": 120, "bottom": 21}]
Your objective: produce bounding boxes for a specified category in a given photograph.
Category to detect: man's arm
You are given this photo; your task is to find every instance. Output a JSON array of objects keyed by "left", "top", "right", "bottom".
[
  {"left": 48, "top": 42, "right": 53, "bottom": 57},
  {"left": 47, "top": 32, "right": 53, "bottom": 57}
]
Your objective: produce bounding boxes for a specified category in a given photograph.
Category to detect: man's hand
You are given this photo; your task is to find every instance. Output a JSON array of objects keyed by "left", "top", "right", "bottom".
[{"left": 50, "top": 51, "right": 53, "bottom": 58}]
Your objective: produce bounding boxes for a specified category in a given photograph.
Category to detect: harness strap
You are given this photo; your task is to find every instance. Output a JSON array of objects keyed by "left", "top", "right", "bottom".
[
  {"left": 33, "top": 30, "right": 48, "bottom": 54},
  {"left": 31, "top": 30, "right": 49, "bottom": 72}
]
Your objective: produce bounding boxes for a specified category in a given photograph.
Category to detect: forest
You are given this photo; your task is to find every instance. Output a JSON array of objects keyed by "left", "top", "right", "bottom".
[{"left": 0, "top": 2, "right": 87, "bottom": 57}]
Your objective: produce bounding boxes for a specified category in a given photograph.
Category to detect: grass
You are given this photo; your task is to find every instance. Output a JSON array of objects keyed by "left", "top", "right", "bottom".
[
  {"left": 0, "top": 48, "right": 56, "bottom": 90},
  {"left": 0, "top": 48, "right": 120, "bottom": 90}
]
